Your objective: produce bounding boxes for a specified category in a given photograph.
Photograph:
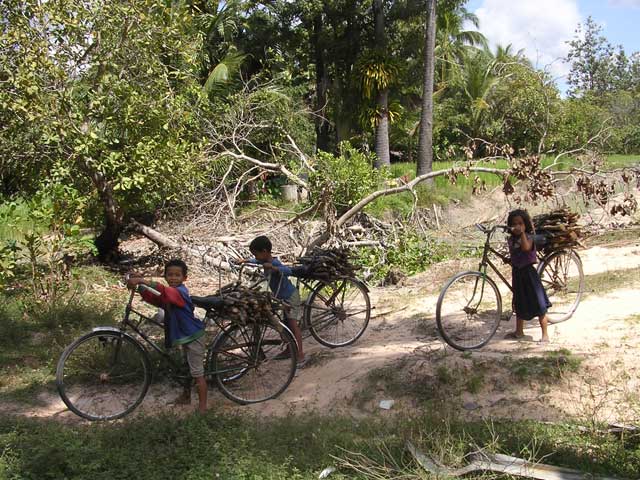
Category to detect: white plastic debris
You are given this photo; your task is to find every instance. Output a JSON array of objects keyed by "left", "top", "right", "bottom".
[
  {"left": 318, "top": 466, "right": 336, "bottom": 479},
  {"left": 379, "top": 399, "right": 395, "bottom": 410}
]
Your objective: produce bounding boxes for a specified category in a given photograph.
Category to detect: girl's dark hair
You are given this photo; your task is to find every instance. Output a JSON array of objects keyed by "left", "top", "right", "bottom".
[
  {"left": 507, "top": 209, "right": 534, "bottom": 234},
  {"left": 249, "top": 235, "right": 272, "bottom": 253},
  {"left": 165, "top": 258, "right": 188, "bottom": 276}
]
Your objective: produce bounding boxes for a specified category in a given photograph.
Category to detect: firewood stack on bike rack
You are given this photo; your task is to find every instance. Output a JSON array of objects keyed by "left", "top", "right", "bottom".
[
  {"left": 533, "top": 208, "right": 583, "bottom": 253},
  {"left": 293, "top": 247, "right": 359, "bottom": 281},
  {"left": 213, "top": 283, "right": 283, "bottom": 331}
]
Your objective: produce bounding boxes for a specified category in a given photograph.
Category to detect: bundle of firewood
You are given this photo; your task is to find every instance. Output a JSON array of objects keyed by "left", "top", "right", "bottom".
[
  {"left": 293, "top": 247, "right": 359, "bottom": 280},
  {"left": 215, "top": 284, "right": 282, "bottom": 330},
  {"left": 532, "top": 208, "right": 583, "bottom": 252}
]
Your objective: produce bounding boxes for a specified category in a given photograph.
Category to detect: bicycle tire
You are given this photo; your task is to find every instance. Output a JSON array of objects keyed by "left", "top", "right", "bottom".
[
  {"left": 210, "top": 323, "right": 297, "bottom": 404},
  {"left": 537, "top": 250, "right": 584, "bottom": 323},
  {"left": 56, "top": 330, "right": 152, "bottom": 421},
  {"left": 436, "top": 271, "right": 503, "bottom": 351},
  {"left": 305, "top": 278, "right": 370, "bottom": 348}
]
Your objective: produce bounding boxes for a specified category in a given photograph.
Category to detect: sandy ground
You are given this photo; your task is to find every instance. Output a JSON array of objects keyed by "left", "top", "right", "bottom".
[{"left": 3, "top": 236, "right": 640, "bottom": 425}]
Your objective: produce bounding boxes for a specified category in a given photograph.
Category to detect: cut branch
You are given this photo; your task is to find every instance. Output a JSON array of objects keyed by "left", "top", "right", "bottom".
[{"left": 220, "top": 150, "right": 307, "bottom": 189}]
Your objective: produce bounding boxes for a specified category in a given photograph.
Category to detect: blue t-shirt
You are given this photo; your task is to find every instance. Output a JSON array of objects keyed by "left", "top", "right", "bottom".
[
  {"left": 250, "top": 257, "right": 297, "bottom": 300},
  {"left": 164, "top": 285, "right": 205, "bottom": 346}
]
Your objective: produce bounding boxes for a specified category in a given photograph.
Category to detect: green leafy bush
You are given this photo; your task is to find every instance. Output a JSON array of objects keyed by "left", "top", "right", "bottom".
[
  {"left": 309, "top": 142, "right": 389, "bottom": 214},
  {"left": 357, "top": 232, "right": 458, "bottom": 282}
]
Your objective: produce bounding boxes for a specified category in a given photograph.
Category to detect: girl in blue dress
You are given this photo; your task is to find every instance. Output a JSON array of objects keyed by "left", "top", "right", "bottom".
[{"left": 505, "top": 209, "right": 551, "bottom": 342}]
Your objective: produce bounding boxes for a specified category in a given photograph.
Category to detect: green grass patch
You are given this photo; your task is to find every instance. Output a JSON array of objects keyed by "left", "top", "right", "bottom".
[
  {"left": 624, "top": 314, "right": 640, "bottom": 325},
  {"left": 355, "top": 360, "right": 439, "bottom": 408},
  {"left": 0, "top": 266, "right": 122, "bottom": 404},
  {"left": 603, "top": 154, "right": 640, "bottom": 168},
  {"left": 588, "top": 227, "right": 640, "bottom": 247},
  {"left": 373, "top": 153, "right": 638, "bottom": 215},
  {"left": 583, "top": 267, "right": 640, "bottom": 295},
  {"left": 507, "top": 349, "right": 583, "bottom": 383},
  {"left": 0, "top": 413, "right": 638, "bottom": 479}
]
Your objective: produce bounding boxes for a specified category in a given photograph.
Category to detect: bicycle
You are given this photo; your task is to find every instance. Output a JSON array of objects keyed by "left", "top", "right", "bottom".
[
  {"left": 229, "top": 262, "right": 372, "bottom": 349},
  {"left": 56, "top": 283, "right": 298, "bottom": 421},
  {"left": 435, "top": 224, "right": 585, "bottom": 351}
]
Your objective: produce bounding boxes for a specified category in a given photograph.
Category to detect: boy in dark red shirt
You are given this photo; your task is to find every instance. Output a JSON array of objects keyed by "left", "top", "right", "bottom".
[{"left": 127, "top": 259, "right": 207, "bottom": 413}]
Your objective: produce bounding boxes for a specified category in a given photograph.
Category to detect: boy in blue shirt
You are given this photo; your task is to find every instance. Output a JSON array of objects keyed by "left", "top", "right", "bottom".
[
  {"left": 126, "top": 259, "right": 208, "bottom": 413},
  {"left": 247, "top": 236, "right": 306, "bottom": 367}
]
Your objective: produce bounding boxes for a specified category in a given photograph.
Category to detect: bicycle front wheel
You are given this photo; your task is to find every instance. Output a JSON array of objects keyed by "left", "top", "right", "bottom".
[
  {"left": 436, "top": 271, "right": 502, "bottom": 351},
  {"left": 56, "top": 330, "right": 152, "bottom": 421},
  {"left": 305, "top": 278, "right": 370, "bottom": 348},
  {"left": 537, "top": 250, "right": 584, "bottom": 323},
  {"left": 209, "top": 323, "right": 297, "bottom": 404}
]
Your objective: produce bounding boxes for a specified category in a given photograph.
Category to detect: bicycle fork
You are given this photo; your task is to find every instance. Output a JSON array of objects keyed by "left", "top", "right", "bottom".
[{"left": 464, "top": 268, "right": 490, "bottom": 316}]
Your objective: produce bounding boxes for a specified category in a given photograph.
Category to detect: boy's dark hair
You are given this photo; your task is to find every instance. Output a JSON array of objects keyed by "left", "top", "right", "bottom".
[
  {"left": 507, "top": 209, "right": 534, "bottom": 234},
  {"left": 249, "top": 235, "right": 272, "bottom": 253},
  {"left": 165, "top": 258, "right": 188, "bottom": 276}
]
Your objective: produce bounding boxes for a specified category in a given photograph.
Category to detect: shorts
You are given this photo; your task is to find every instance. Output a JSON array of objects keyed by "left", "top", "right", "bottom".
[
  {"left": 285, "top": 289, "right": 303, "bottom": 324},
  {"left": 182, "top": 336, "right": 206, "bottom": 378}
]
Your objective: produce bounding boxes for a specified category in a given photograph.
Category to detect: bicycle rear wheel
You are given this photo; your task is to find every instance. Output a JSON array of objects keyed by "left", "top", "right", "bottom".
[
  {"left": 537, "top": 250, "right": 584, "bottom": 323},
  {"left": 56, "top": 330, "right": 151, "bottom": 421},
  {"left": 305, "top": 278, "right": 370, "bottom": 348},
  {"left": 436, "top": 271, "right": 502, "bottom": 351},
  {"left": 210, "top": 323, "right": 297, "bottom": 404}
]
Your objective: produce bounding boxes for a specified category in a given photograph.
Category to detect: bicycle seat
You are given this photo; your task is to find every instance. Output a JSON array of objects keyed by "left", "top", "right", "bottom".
[{"left": 191, "top": 295, "right": 224, "bottom": 310}]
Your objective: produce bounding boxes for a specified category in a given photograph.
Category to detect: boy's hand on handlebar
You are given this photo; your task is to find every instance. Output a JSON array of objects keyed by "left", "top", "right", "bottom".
[
  {"left": 261, "top": 262, "right": 279, "bottom": 272},
  {"left": 126, "top": 275, "right": 145, "bottom": 290}
]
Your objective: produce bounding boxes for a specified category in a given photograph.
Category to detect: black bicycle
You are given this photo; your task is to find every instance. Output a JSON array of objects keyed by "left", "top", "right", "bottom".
[
  {"left": 232, "top": 262, "right": 371, "bottom": 348},
  {"left": 56, "top": 283, "right": 298, "bottom": 421},
  {"left": 436, "top": 224, "right": 584, "bottom": 351}
]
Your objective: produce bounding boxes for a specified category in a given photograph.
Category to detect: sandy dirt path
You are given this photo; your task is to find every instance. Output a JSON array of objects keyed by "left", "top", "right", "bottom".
[{"left": 3, "top": 240, "right": 640, "bottom": 423}]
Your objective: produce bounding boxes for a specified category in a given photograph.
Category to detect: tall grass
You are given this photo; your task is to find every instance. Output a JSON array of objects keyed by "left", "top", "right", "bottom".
[{"left": 0, "top": 413, "right": 638, "bottom": 479}]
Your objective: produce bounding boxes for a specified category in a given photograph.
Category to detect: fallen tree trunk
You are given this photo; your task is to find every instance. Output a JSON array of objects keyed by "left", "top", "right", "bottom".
[{"left": 131, "top": 220, "right": 234, "bottom": 272}]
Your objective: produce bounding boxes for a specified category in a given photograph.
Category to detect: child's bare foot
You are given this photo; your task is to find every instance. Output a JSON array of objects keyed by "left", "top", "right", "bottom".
[
  {"left": 539, "top": 335, "right": 550, "bottom": 343},
  {"left": 170, "top": 391, "right": 191, "bottom": 406},
  {"left": 504, "top": 332, "right": 533, "bottom": 341}
]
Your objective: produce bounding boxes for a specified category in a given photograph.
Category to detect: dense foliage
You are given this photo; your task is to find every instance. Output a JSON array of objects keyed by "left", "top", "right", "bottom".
[{"left": 0, "top": 1, "right": 638, "bottom": 257}]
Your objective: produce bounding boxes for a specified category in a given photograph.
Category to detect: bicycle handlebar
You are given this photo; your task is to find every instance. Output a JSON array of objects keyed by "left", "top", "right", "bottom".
[
  {"left": 124, "top": 274, "right": 162, "bottom": 297},
  {"left": 139, "top": 284, "right": 161, "bottom": 297},
  {"left": 476, "top": 224, "right": 509, "bottom": 235}
]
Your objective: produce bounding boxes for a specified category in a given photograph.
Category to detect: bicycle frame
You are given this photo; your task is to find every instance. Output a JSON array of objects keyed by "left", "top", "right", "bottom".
[
  {"left": 109, "top": 289, "right": 245, "bottom": 382},
  {"left": 477, "top": 225, "right": 513, "bottom": 292}
]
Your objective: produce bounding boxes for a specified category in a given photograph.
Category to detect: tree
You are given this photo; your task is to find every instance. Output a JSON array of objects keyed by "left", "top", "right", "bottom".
[
  {"left": 372, "top": 0, "right": 391, "bottom": 168},
  {"left": 461, "top": 50, "right": 499, "bottom": 140},
  {"left": 0, "top": 0, "right": 205, "bottom": 259},
  {"left": 434, "top": 5, "right": 486, "bottom": 88},
  {"left": 566, "top": 16, "right": 622, "bottom": 97},
  {"left": 416, "top": 0, "right": 437, "bottom": 176}
]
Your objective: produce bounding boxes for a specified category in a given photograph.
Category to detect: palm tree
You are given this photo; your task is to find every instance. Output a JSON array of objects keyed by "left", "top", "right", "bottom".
[
  {"left": 416, "top": 0, "right": 437, "bottom": 177},
  {"left": 462, "top": 51, "right": 499, "bottom": 139},
  {"left": 435, "top": 6, "right": 487, "bottom": 88},
  {"left": 185, "top": 0, "right": 246, "bottom": 92},
  {"left": 373, "top": 0, "right": 391, "bottom": 168}
]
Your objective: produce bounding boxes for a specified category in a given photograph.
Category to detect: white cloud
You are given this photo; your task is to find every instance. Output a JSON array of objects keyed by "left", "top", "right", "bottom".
[
  {"left": 471, "top": 0, "right": 581, "bottom": 80},
  {"left": 609, "top": 0, "right": 640, "bottom": 7}
]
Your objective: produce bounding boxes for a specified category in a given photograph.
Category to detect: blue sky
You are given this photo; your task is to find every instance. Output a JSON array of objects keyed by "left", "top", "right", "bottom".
[{"left": 465, "top": 0, "right": 640, "bottom": 93}]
